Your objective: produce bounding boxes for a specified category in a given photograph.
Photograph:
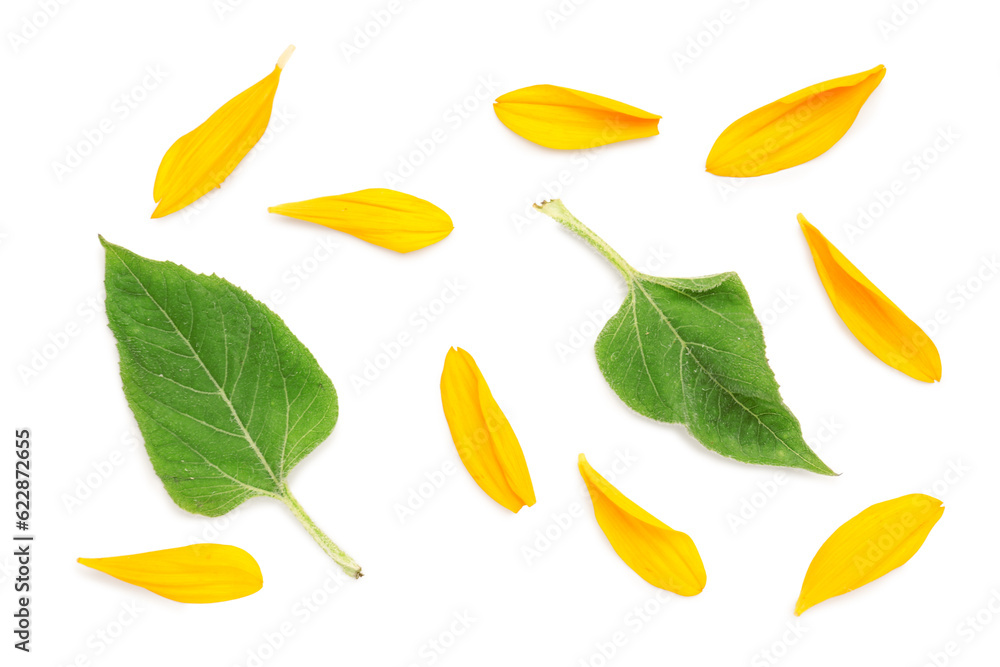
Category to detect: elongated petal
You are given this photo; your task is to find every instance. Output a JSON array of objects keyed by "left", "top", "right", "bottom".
[
  {"left": 494, "top": 85, "right": 660, "bottom": 150},
  {"left": 799, "top": 214, "right": 941, "bottom": 382},
  {"left": 152, "top": 45, "right": 294, "bottom": 218},
  {"left": 440, "top": 348, "right": 535, "bottom": 512},
  {"left": 796, "top": 494, "right": 944, "bottom": 615},
  {"left": 269, "top": 188, "right": 453, "bottom": 253},
  {"left": 706, "top": 65, "right": 885, "bottom": 177},
  {"left": 78, "top": 544, "right": 263, "bottom": 603},
  {"left": 579, "top": 455, "right": 705, "bottom": 595}
]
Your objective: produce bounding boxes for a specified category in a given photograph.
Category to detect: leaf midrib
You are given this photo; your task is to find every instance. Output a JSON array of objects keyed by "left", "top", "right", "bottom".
[
  {"left": 628, "top": 277, "right": 822, "bottom": 473},
  {"left": 107, "top": 245, "right": 284, "bottom": 494}
]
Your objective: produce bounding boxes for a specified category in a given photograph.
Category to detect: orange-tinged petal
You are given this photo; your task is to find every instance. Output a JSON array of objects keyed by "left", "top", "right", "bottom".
[
  {"left": 578, "top": 454, "right": 705, "bottom": 596},
  {"left": 706, "top": 65, "right": 885, "bottom": 177},
  {"left": 798, "top": 213, "right": 941, "bottom": 382},
  {"left": 440, "top": 348, "right": 535, "bottom": 512},
  {"left": 152, "top": 45, "right": 294, "bottom": 218},
  {"left": 494, "top": 85, "right": 660, "bottom": 150},
  {"left": 78, "top": 544, "right": 263, "bottom": 603},
  {"left": 796, "top": 494, "right": 944, "bottom": 615},
  {"left": 269, "top": 188, "right": 453, "bottom": 253}
]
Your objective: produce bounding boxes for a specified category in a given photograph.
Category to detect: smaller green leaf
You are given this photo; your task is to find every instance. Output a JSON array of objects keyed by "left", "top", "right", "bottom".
[
  {"left": 100, "top": 236, "right": 362, "bottom": 577},
  {"left": 536, "top": 201, "right": 834, "bottom": 476}
]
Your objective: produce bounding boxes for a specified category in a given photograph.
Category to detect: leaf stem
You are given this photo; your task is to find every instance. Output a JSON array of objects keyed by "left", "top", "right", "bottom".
[
  {"left": 281, "top": 486, "right": 362, "bottom": 578},
  {"left": 534, "top": 199, "right": 636, "bottom": 280}
]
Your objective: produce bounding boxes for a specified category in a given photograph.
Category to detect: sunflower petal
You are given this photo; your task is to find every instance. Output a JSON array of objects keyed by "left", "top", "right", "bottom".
[
  {"left": 578, "top": 454, "right": 705, "bottom": 595},
  {"left": 796, "top": 494, "right": 944, "bottom": 615},
  {"left": 706, "top": 65, "right": 885, "bottom": 177},
  {"left": 799, "top": 214, "right": 941, "bottom": 382},
  {"left": 78, "top": 544, "right": 263, "bottom": 603},
  {"left": 152, "top": 45, "right": 294, "bottom": 218},
  {"left": 440, "top": 348, "right": 535, "bottom": 512},
  {"left": 269, "top": 188, "right": 453, "bottom": 253},
  {"left": 494, "top": 85, "right": 660, "bottom": 150}
]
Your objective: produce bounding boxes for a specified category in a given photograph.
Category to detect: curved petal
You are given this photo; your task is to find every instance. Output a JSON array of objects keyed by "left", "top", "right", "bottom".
[
  {"left": 796, "top": 494, "right": 944, "bottom": 615},
  {"left": 579, "top": 454, "right": 705, "bottom": 595},
  {"left": 440, "top": 348, "right": 535, "bottom": 512},
  {"left": 269, "top": 188, "right": 453, "bottom": 253},
  {"left": 706, "top": 65, "right": 885, "bottom": 177},
  {"left": 78, "top": 544, "right": 263, "bottom": 603},
  {"left": 152, "top": 46, "right": 294, "bottom": 218},
  {"left": 799, "top": 214, "right": 941, "bottom": 382},
  {"left": 494, "top": 85, "right": 660, "bottom": 150}
]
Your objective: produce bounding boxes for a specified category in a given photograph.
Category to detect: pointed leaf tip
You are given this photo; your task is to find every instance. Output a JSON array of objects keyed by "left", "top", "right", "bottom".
[{"left": 535, "top": 202, "right": 834, "bottom": 475}]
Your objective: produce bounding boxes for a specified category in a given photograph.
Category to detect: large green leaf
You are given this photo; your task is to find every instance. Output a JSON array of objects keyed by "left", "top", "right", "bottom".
[
  {"left": 536, "top": 201, "right": 833, "bottom": 475},
  {"left": 100, "top": 237, "right": 361, "bottom": 576}
]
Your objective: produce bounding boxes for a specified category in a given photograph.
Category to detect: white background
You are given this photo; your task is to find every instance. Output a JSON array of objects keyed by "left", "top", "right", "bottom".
[{"left": 3, "top": 0, "right": 1000, "bottom": 665}]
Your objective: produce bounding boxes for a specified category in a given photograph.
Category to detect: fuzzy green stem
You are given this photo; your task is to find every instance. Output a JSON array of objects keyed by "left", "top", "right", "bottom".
[
  {"left": 281, "top": 486, "right": 362, "bottom": 578},
  {"left": 534, "top": 199, "right": 637, "bottom": 280}
]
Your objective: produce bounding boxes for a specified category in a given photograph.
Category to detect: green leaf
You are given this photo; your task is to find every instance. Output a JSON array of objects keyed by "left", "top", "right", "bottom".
[
  {"left": 536, "top": 201, "right": 834, "bottom": 476},
  {"left": 100, "top": 236, "right": 362, "bottom": 576}
]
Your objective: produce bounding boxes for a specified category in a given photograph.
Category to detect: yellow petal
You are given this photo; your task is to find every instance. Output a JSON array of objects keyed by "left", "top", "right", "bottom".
[
  {"left": 78, "top": 544, "right": 263, "bottom": 603},
  {"left": 440, "top": 347, "right": 535, "bottom": 512},
  {"left": 706, "top": 65, "right": 885, "bottom": 177},
  {"left": 578, "top": 454, "right": 705, "bottom": 595},
  {"left": 494, "top": 85, "right": 660, "bottom": 150},
  {"left": 798, "top": 214, "right": 941, "bottom": 382},
  {"left": 152, "top": 45, "right": 294, "bottom": 218},
  {"left": 268, "top": 188, "right": 453, "bottom": 253},
  {"left": 796, "top": 494, "right": 944, "bottom": 615}
]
